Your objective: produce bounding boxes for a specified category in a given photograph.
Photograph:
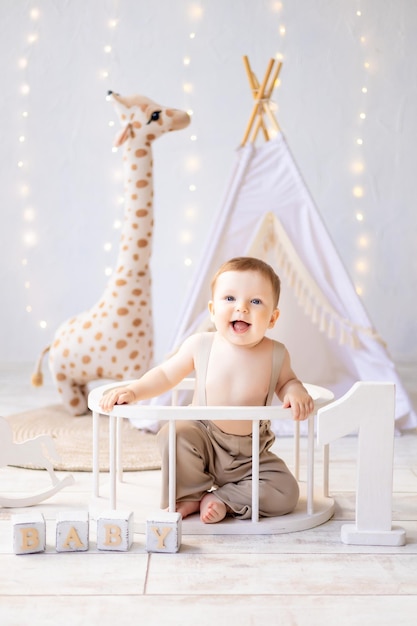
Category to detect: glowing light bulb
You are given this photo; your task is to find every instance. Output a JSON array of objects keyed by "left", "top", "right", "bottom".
[
  {"left": 19, "top": 135, "right": 25, "bottom": 142},
  {"left": 359, "top": 112, "right": 366, "bottom": 120},
  {"left": 104, "top": 267, "right": 113, "bottom": 276},
  {"left": 113, "top": 219, "right": 122, "bottom": 229},
  {"left": 189, "top": 32, "right": 196, "bottom": 39},
  {"left": 22, "top": 111, "right": 29, "bottom": 118},
  {"left": 104, "top": 242, "right": 112, "bottom": 252},
  {"left": 108, "top": 120, "right": 115, "bottom": 127},
  {"left": 356, "top": 138, "right": 363, "bottom": 145},
  {"left": 357, "top": 235, "right": 369, "bottom": 248},
  {"left": 108, "top": 19, "right": 118, "bottom": 28},
  {"left": 355, "top": 259, "right": 368, "bottom": 273},
  {"left": 351, "top": 161, "right": 364, "bottom": 174},
  {"left": 17, "top": 160, "right": 24, "bottom": 168},
  {"left": 27, "top": 33, "right": 39, "bottom": 44},
  {"left": 356, "top": 10, "right": 362, "bottom": 17},
  {"left": 187, "top": 109, "right": 194, "bottom": 117},
  {"left": 23, "top": 207, "right": 35, "bottom": 221},
  {"left": 185, "top": 156, "right": 200, "bottom": 172},
  {"left": 185, "top": 207, "right": 196, "bottom": 219},
  {"left": 361, "top": 86, "right": 368, "bottom": 94},
  {"left": 190, "top": 134, "right": 197, "bottom": 141},
  {"left": 353, "top": 186, "right": 364, "bottom": 198},
  {"left": 30, "top": 8, "right": 40, "bottom": 20},
  {"left": 18, "top": 57, "right": 28, "bottom": 69},
  {"left": 184, "top": 257, "right": 193, "bottom": 267},
  {"left": 189, "top": 184, "right": 196, "bottom": 192},
  {"left": 180, "top": 231, "right": 192, "bottom": 244},
  {"left": 189, "top": 5, "right": 203, "bottom": 19},
  {"left": 112, "top": 146, "right": 118, "bottom": 153},
  {"left": 104, "top": 45, "right": 112, "bottom": 53},
  {"left": 356, "top": 212, "right": 364, "bottom": 222},
  {"left": 23, "top": 231, "right": 37, "bottom": 246},
  {"left": 26, "top": 305, "right": 32, "bottom": 313},
  {"left": 355, "top": 285, "right": 363, "bottom": 296},
  {"left": 183, "top": 56, "right": 191, "bottom": 66},
  {"left": 183, "top": 82, "right": 193, "bottom": 94},
  {"left": 20, "top": 84, "right": 30, "bottom": 95},
  {"left": 275, "top": 52, "right": 284, "bottom": 61},
  {"left": 39, "top": 320, "right": 47, "bottom": 329},
  {"left": 279, "top": 25, "right": 286, "bottom": 36}
]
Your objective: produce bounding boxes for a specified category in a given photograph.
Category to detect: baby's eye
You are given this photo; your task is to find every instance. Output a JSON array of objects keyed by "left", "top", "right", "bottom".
[
  {"left": 225, "top": 295, "right": 235, "bottom": 302},
  {"left": 251, "top": 298, "right": 262, "bottom": 305}
]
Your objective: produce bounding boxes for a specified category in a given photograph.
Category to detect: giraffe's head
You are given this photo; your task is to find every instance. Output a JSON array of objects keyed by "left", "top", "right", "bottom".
[{"left": 108, "top": 91, "right": 190, "bottom": 148}]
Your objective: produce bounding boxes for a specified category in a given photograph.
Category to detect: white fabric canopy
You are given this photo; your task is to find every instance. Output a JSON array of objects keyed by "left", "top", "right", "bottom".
[{"left": 166, "top": 133, "right": 416, "bottom": 430}]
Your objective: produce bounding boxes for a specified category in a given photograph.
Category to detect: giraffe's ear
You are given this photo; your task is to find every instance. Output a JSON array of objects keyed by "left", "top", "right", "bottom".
[{"left": 113, "top": 123, "right": 132, "bottom": 147}]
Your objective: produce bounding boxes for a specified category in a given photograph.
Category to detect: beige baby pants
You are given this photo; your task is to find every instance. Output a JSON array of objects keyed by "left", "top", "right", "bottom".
[{"left": 157, "top": 419, "right": 299, "bottom": 519}]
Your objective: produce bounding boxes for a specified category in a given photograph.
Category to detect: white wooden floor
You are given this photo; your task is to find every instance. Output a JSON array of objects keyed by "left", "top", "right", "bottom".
[{"left": 1, "top": 363, "right": 417, "bottom": 626}]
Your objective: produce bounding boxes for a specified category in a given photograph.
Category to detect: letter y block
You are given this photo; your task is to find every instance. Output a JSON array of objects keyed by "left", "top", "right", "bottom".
[{"left": 146, "top": 511, "right": 182, "bottom": 553}]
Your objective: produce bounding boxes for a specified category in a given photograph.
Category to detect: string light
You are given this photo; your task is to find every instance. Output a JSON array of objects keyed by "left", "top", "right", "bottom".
[
  {"left": 174, "top": 3, "right": 206, "bottom": 269},
  {"left": 350, "top": 1, "right": 374, "bottom": 296},
  {"left": 103, "top": 4, "right": 124, "bottom": 281},
  {"left": 17, "top": 6, "right": 44, "bottom": 331}
]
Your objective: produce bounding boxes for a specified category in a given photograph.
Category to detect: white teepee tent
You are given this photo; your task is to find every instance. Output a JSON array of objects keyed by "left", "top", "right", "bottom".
[{"left": 167, "top": 57, "right": 416, "bottom": 430}]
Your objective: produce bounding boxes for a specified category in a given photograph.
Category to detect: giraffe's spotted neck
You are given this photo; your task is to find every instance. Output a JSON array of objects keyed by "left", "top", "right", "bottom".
[{"left": 114, "top": 139, "right": 155, "bottom": 277}]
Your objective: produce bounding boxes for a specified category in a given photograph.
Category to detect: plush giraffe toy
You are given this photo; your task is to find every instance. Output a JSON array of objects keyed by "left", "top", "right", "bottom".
[{"left": 32, "top": 91, "right": 190, "bottom": 415}]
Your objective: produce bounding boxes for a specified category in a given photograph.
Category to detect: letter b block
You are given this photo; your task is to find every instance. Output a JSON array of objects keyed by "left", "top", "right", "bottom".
[
  {"left": 12, "top": 512, "right": 46, "bottom": 555},
  {"left": 96, "top": 510, "right": 134, "bottom": 551},
  {"left": 146, "top": 511, "right": 182, "bottom": 553},
  {"left": 56, "top": 511, "right": 89, "bottom": 552}
]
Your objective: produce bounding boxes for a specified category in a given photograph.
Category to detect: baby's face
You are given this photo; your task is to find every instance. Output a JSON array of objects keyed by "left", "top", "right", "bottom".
[{"left": 208, "top": 270, "right": 279, "bottom": 348}]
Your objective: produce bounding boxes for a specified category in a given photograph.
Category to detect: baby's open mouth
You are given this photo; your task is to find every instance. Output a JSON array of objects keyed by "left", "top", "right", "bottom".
[{"left": 232, "top": 320, "right": 250, "bottom": 333}]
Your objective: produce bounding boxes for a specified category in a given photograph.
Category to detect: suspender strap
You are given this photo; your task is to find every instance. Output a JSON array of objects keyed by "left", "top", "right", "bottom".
[
  {"left": 265, "top": 341, "right": 285, "bottom": 406},
  {"left": 195, "top": 332, "right": 215, "bottom": 406}
]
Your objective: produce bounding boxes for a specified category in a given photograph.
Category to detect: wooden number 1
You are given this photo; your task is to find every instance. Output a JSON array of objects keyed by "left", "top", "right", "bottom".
[{"left": 317, "top": 382, "right": 406, "bottom": 546}]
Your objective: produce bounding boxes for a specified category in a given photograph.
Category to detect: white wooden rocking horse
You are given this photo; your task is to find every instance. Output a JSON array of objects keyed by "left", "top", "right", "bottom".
[{"left": 0, "top": 416, "right": 74, "bottom": 508}]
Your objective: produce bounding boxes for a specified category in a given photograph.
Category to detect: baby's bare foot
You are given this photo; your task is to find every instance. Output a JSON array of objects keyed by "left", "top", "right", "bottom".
[
  {"left": 200, "top": 493, "right": 227, "bottom": 524},
  {"left": 175, "top": 500, "right": 200, "bottom": 519}
]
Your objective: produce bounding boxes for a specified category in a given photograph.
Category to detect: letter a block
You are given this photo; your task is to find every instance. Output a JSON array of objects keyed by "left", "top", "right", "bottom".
[
  {"left": 146, "top": 511, "right": 182, "bottom": 553},
  {"left": 96, "top": 510, "right": 134, "bottom": 551},
  {"left": 12, "top": 512, "right": 46, "bottom": 555},
  {"left": 56, "top": 511, "right": 89, "bottom": 552}
]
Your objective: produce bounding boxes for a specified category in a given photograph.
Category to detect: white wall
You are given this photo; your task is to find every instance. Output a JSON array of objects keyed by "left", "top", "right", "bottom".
[{"left": 1, "top": 0, "right": 416, "bottom": 401}]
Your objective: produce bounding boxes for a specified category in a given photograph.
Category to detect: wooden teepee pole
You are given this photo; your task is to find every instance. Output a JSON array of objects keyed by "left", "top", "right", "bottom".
[
  {"left": 241, "top": 56, "right": 282, "bottom": 146},
  {"left": 241, "top": 57, "right": 275, "bottom": 146}
]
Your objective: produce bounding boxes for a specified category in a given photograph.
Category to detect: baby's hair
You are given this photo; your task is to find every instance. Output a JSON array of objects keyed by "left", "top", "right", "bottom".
[{"left": 211, "top": 256, "right": 281, "bottom": 307}]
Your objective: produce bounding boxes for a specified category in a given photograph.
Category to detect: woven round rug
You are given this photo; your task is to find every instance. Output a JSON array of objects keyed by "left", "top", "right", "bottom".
[{"left": 4, "top": 404, "right": 161, "bottom": 472}]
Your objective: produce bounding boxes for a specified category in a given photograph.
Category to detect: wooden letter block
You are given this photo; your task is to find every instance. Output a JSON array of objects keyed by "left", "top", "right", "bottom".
[
  {"left": 146, "top": 511, "right": 182, "bottom": 553},
  {"left": 96, "top": 510, "right": 134, "bottom": 551},
  {"left": 56, "top": 511, "right": 89, "bottom": 552},
  {"left": 12, "top": 512, "right": 46, "bottom": 555}
]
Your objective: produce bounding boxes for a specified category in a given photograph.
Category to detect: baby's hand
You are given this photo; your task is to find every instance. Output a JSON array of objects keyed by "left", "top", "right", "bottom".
[
  {"left": 282, "top": 390, "right": 314, "bottom": 421},
  {"left": 99, "top": 387, "right": 136, "bottom": 413}
]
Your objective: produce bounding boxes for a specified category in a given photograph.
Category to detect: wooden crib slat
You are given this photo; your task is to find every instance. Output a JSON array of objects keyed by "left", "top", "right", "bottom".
[{"left": 251, "top": 420, "right": 260, "bottom": 522}]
